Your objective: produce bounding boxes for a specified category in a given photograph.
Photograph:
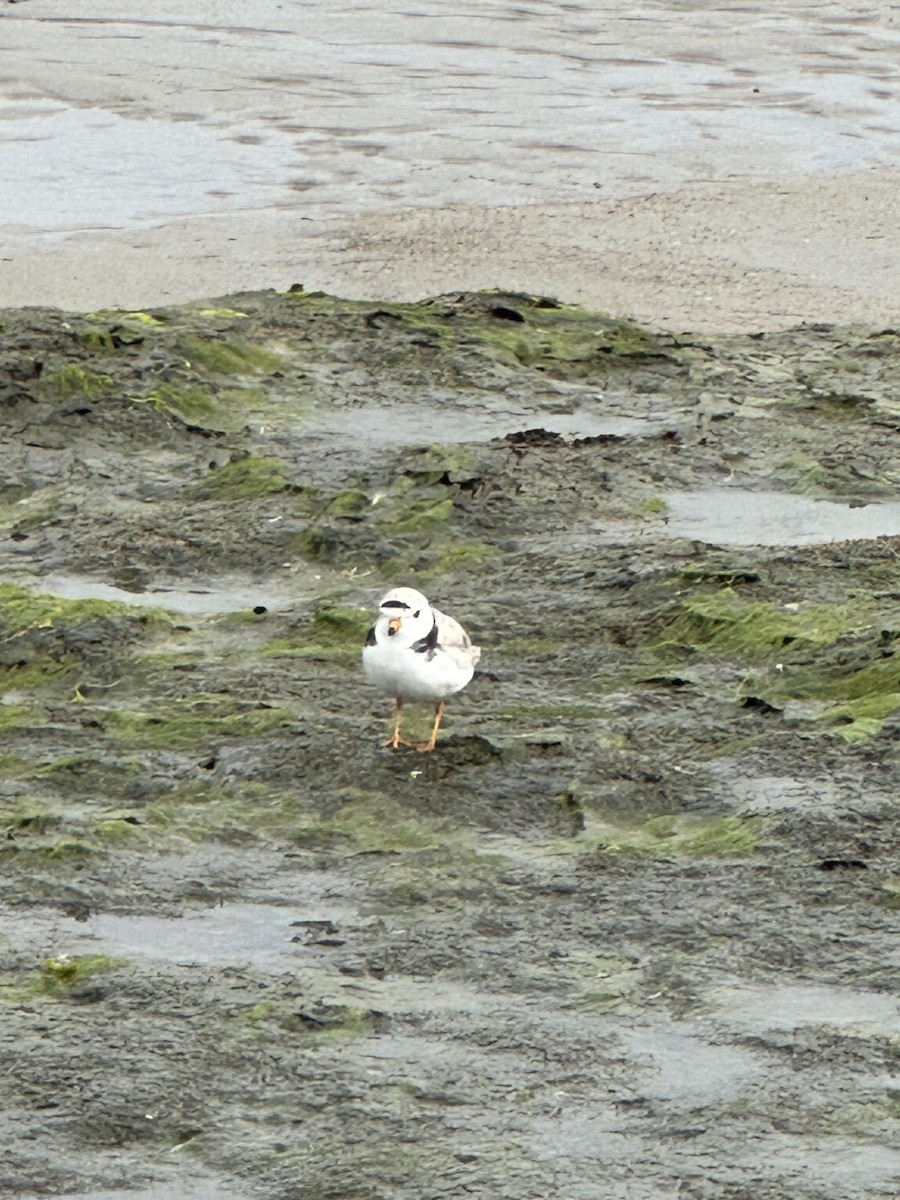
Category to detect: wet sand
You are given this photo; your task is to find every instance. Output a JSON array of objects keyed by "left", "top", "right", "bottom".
[{"left": 3, "top": 0, "right": 900, "bottom": 327}]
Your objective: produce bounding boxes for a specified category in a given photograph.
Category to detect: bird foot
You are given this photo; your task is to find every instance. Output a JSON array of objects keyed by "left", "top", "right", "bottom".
[
  {"left": 415, "top": 739, "right": 437, "bottom": 753},
  {"left": 382, "top": 734, "right": 416, "bottom": 750}
]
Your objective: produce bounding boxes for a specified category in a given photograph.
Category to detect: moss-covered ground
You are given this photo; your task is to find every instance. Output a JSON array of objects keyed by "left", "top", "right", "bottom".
[{"left": 1, "top": 289, "right": 898, "bottom": 1200}]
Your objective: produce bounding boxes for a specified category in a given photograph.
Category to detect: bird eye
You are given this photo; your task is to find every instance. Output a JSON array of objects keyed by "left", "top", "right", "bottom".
[{"left": 414, "top": 609, "right": 420, "bottom": 618}]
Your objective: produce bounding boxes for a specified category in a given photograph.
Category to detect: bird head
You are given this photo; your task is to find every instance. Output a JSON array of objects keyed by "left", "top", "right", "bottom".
[{"left": 377, "top": 587, "right": 432, "bottom": 643}]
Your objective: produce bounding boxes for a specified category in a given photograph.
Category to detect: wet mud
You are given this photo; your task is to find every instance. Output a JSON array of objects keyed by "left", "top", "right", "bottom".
[{"left": 1, "top": 290, "right": 899, "bottom": 1198}]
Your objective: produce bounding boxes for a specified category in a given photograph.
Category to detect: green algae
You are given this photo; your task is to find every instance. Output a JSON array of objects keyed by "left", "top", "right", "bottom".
[
  {"left": 403, "top": 443, "right": 480, "bottom": 486},
  {"left": 40, "top": 838, "right": 97, "bottom": 861},
  {"left": 263, "top": 602, "right": 370, "bottom": 668},
  {"left": 0, "top": 583, "right": 170, "bottom": 633},
  {"left": 502, "top": 702, "right": 609, "bottom": 722},
  {"left": 0, "top": 793, "right": 120, "bottom": 862},
  {"left": 364, "top": 843, "right": 509, "bottom": 909},
  {"left": 638, "top": 495, "right": 669, "bottom": 517},
  {"left": 277, "top": 284, "right": 368, "bottom": 312},
  {"left": 590, "top": 813, "right": 761, "bottom": 858},
  {"left": 0, "top": 485, "right": 30, "bottom": 508},
  {"left": 302, "top": 466, "right": 467, "bottom": 571},
  {"left": 496, "top": 636, "right": 559, "bottom": 659},
  {"left": 675, "top": 815, "right": 761, "bottom": 856},
  {"left": 88, "top": 309, "right": 162, "bottom": 326},
  {"left": 77, "top": 327, "right": 118, "bottom": 353},
  {"left": 147, "top": 780, "right": 293, "bottom": 842},
  {"left": 879, "top": 879, "right": 900, "bottom": 911},
  {"left": 235, "top": 998, "right": 377, "bottom": 1043},
  {"left": 745, "top": 630, "right": 900, "bottom": 739},
  {"left": 382, "top": 469, "right": 458, "bottom": 522},
  {"left": 220, "top": 384, "right": 270, "bottom": 407},
  {"left": 0, "top": 586, "right": 171, "bottom": 694},
  {"left": 326, "top": 488, "right": 369, "bottom": 518},
  {"left": 178, "top": 336, "right": 284, "bottom": 376},
  {"left": 35, "top": 752, "right": 138, "bottom": 781},
  {"left": 128, "top": 649, "right": 207, "bottom": 682},
  {"left": 316, "top": 796, "right": 444, "bottom": 852},
  {"left": 314, "top": 806, "right": 441, "bottom": 854},
  {"left": 40, "top": 954, "right": 123, "bottom": 992},
  {"left": 442, "top": 293, "right": 677, "bottom": 372},
  {"left": 0, "top": 954, "right": 124, "bottom": 1004},
  {"left": 278, "top": 288, "right": 677, "bottom": 380},
  {"left": 0, "top": 752, "right": 28, "bottom": 776},
  {"left": 0, "top": 654, "right": 75, "bottom": 691},
  {"left": 673, "top": 562, "right": 762, "bottom": 588},
  {"left": 424, "top": 540, "right": 496, "bottom": 577},
  {"left": 146, "top": 780, "right": 460, "bottom": 853},
  {"left": 827, "top": 692, "right": 900, "bottom": 741},
  {"left": 770, "top": 452, "right": 831, "bottom": 495},
  {"left": 0, "top": 704, "right": 42, "bottom": 732},
  {"left": 144, "top": 382, "right": 242, "bottom": 432},
  {"left": 390, "top": 495, "right": 454, "bottom": 534},
  {"left": 198, "top": 307, "right": 249, "bottom": 320},
  {"left": 832, "top": 1095, "right": 900, "bottom": 1134},
  {"left": 1, "top": 795, "right": 57, "bottom": 834},
  {"left": 3, "top": 288, "right": 900, "bottom": 1189},
  {"left": 311, "top": 602, "right": 370, "bottom": 641},
  {"left": 152, "top": 780, "right": 461, "bottom": 854},
  {"left": 99, "top": 698, "right": 295, "bottom": 748},
  {"left": 41, "top": 364, "right": 113, "bottom": 398},
  {"left": 95, "top": 816, "right": 145, "bottom": 842},
  {"left": 2, "top": 495, "right": 56, "bottom": 536},
  {"left": 143, "top": 377, "right": 283, "bottom": 431},
  {"left": 188, "top": 455, "right": 292, "bottom": 501},
  {"left": 654, "top": 589, "right": 867, "bottom": 660},
  {"left": 695, "top": 734, "right": 761, "bottom": 761},
  {"left": 572, "top": 953, "right": 639, "bottom": 1014},
  {"left": 576, "top": 989, "right": 627, "bottom": 1014},
  {"left": 820, "top": 648, "right": 900, "bottom": 703},
  {"left": 75, "top": 311, "right": 163, "bottom": 356}
]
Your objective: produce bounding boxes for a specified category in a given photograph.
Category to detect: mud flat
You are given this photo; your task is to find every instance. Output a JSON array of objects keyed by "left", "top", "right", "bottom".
[{"left": 1, "top": 290, "right": 900, "bottom": 1198}]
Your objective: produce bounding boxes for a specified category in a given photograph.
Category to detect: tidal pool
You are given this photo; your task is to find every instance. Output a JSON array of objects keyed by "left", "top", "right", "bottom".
[
  {"left": 662, "top": 489, "right": 900, "bottom": 546},
  {"left": 0, "top": 100, "right": 304, "bottom": 230}
]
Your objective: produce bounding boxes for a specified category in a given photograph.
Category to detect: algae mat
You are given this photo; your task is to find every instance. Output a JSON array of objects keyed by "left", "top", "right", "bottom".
[{"left": 1, "top": 290, "right": 899, "bottom": 1199}]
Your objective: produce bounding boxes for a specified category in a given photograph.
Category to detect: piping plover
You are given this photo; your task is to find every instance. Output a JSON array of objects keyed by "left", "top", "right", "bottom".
[{"left": 362, "top": 586, "right": 480, "bottom": 750}]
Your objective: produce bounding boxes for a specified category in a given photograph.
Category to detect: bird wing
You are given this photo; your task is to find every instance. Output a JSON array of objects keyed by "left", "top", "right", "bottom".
[{"left": 432, "top": 607, "right": 481, "bottom": 668}]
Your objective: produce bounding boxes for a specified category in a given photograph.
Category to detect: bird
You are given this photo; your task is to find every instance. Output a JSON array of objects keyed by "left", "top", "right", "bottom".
[{"left": 362, "top": 586, "right": 480, "bottom": 751}]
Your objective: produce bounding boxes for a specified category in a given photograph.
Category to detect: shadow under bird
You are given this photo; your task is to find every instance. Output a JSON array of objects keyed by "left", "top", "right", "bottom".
[{"left": 362, "top": 586, "right": 481, "bottom": 751}]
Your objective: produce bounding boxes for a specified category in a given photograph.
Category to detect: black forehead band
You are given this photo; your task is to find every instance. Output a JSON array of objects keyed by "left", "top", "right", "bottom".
[{"left": 381, "top": 600, "right": 409, "bottom": 609}]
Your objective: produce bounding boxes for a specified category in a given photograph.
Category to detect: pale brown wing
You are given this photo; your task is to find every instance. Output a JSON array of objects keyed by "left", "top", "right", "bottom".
[{"left": 432, "top": 607, "right": 481, "bottom": 669}]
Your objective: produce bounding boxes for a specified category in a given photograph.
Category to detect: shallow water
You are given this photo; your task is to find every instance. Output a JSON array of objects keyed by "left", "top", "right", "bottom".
[
  {"left": 64, "top": 902, "right": 361, "bottom": 967},
  {"left": 663, "top": 488, "right": 900, "bottom": 546},
  {"left": 5, "top": 2, "right": 900, "bottom": 233},
  {"left": 727, "top": 1136, "right": 900, "bottom": 1193},
  {"left": 314, "top": 402, "right": 663, "bottom": 445},
  {"left": 707, "top": 982, "right": 900, "bottom": 1036},
  {"left": 5, "top": 570, "right": 335, "bottom": 614},
  {"left": 53, "top": 1188, "right": 234, "bottom": 1200},
  {"left": 622, "top": 1021, "right": 762, "bottom": 1100},
  {"left": 0, "top": 100, "right": 302, "bottom": 231},
  {"left": 717, "top": 772, "right": 846, "bottom": 813}
]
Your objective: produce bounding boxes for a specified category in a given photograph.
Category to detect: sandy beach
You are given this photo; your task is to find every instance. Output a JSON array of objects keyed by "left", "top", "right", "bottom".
[{"left": 3, "top": 0, "right": 900, "bottom": 328}]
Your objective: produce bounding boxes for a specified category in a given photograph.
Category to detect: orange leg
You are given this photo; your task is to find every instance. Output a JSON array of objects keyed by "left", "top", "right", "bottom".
[
  {"left": 383, "top": 698, "right": 414, "bottom": 750},
  {"left": 417, "top": 701, "right": 445, "bottom": 752}
]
